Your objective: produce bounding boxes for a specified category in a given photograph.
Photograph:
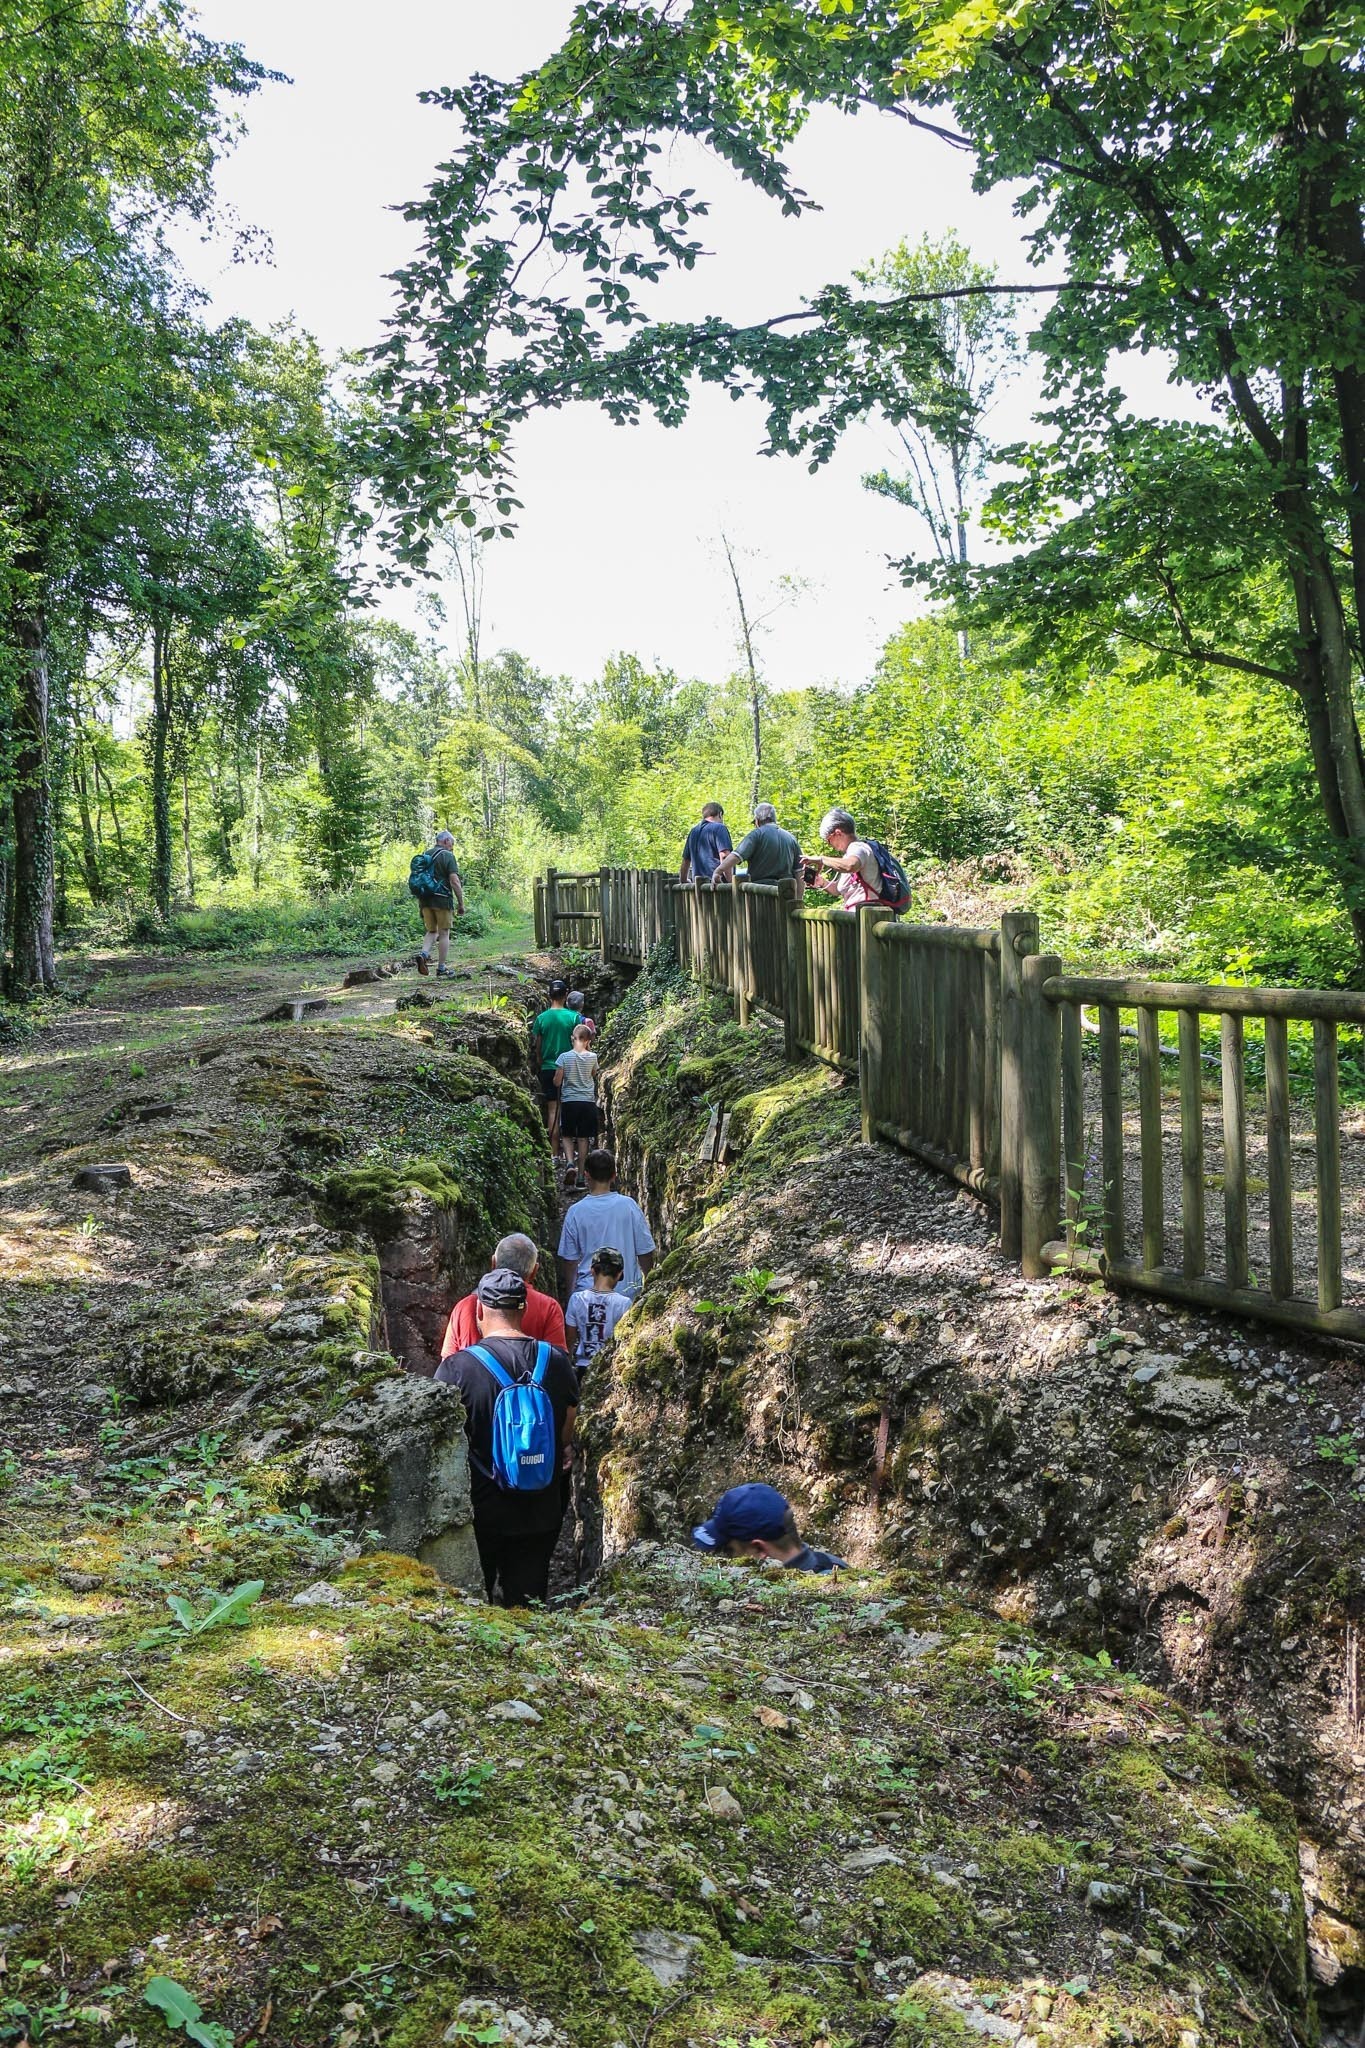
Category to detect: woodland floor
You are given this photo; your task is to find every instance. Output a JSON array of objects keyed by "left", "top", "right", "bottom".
[{"left": 0, "top": 930, "right": 1351, "bottom": 2048}]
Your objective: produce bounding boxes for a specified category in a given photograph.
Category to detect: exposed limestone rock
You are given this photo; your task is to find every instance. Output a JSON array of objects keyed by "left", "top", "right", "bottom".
[
  {"left": 301, "top": 1371, "right": 481, "bottom": 1592},
  {"left": 628, "top": 1929, "right": 702, "bottom": 1987},
  {"left": 1143, "top": 1372, "right": 1245, "bottom": 1430}
]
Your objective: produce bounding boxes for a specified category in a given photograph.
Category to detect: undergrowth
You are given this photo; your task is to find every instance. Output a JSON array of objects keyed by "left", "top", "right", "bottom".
[{"left": 65, "top": 885, "right": 526, "bottom": 960}]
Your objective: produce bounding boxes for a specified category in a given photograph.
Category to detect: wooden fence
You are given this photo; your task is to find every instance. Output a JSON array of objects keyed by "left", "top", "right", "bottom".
[
  {"left": 539, "top": 869, "right": 1365, "bottom": 1347},
  {"left": 1040, "top": 971, "right": 1365, "bottom": 1343},
  {"left": 535, "top": 867, "right": 675, "bottom": 957}
]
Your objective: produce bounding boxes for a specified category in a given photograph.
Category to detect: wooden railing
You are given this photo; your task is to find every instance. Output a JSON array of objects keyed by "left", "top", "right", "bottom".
[
  {"left": 862, "top": 914, "right": 1002, "bottom": 1197},
  {"left": 600, "top": 867, "right": 674, "bottom": 965},
  {"left": 536, "top": 867, "right": 675, "bottom": 955},
  {"left": 539, "top": 867, "right": 1365, "bottom": 1347},
  {"left": 1040, "top": 972, "right": 1365, "bottom": 1343}
]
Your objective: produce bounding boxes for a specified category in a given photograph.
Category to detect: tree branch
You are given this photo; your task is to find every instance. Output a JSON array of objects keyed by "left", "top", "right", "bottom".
[{"left": 1114, "top": 628, "right": 1300, "bottom": 687}]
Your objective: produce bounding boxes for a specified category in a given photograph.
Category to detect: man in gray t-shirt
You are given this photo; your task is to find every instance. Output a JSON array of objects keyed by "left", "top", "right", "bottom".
[{"left": 711, "top": 802, "right": 802, "bottom": 888}]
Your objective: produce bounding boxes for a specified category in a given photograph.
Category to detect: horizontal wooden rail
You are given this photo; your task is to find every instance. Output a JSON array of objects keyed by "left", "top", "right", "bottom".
[
  {"left": 879, "top": 922, "right": 999, "bottom": 954},
  {"left": 1046, "top": 974, "right": 1365, "bottom": 1023},
  {"left": 1042, "top": 1244, "right": 1365, "bottom": 1343}
]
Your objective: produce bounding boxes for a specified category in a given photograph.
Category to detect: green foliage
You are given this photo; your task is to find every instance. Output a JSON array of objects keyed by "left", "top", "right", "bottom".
[
  {"left": 994, "top": 1649, "right": 1077, "bottom": 1710},
  {"left": 1316, "top": 1431, "right": 1361, "bottom": 1472},
  {"left": 366, "top": 0, "right": 1365, "bottom": 976},
  {"left": 429, "top": 1760, "right": 496, "bottom": 1808},
  {"left": 388, "top": 1860, "right": 477, "bottom": 1924},
  {"left": 134, "top": 1578, "right": 264, "bottom": 1651},
  {"left": 113, "top": 883, "right": 498, "bottom": 958},
  {"left": 143, "top": 1975, "right": 233, "bottom": 2048}
]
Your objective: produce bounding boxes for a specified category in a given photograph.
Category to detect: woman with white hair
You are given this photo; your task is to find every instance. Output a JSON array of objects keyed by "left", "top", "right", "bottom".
[{"left": 808, "top": 807, "right": 883, "bottom": 907}]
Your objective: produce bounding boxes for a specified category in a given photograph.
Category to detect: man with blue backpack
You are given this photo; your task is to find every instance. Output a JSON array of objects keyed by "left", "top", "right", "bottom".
[
  {"left": 435, "top": 1267, "right": 578, "bottom": 1606},
  {"left": 409, "top": 830, "right": 465, "bottom": 977},
  {"left": 807, "top": 808, "right": 911, "bottom": 914}
]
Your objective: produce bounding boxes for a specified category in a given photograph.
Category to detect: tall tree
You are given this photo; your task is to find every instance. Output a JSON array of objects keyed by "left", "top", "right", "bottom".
[
  {"left": 373, "top": 0, "right": 1365, "bottom": 966},
  {"left": 857, "top": 231, "right": 1019, "bottom": 574},
  {"left": 0, "top": 0, "right": 265, "bottom": 985}
]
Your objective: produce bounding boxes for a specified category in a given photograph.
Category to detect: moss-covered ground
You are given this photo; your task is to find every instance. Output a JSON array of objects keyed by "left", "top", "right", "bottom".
[
  {"left": 0, "top": 943, "right": 1328, "bottom": 2046},
  {"left": 0, "top": 1500, "right": 1311, "bottom": 2048}
]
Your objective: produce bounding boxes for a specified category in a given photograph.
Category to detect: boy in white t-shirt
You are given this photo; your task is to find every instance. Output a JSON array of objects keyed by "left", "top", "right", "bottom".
[
  {"left": 557, "top": 1149, "right": 656, "bottom": 1301},
  {"left": 565, "top": 1247, "right": 635, "bottom": 1383}
]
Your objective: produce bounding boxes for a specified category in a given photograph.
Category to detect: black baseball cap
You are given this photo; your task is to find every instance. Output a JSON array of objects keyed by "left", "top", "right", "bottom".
[
  {"left": 549, "top": 978, "right": 568, "bottom": 996},
  {"left": 477, "top": 1267, "right": 527, "bottom": 1309}
]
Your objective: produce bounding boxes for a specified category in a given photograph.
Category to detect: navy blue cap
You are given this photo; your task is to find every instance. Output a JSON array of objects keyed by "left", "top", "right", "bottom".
[{"left": 692, "top": 1483, "right": 789, "bottom": 1551}]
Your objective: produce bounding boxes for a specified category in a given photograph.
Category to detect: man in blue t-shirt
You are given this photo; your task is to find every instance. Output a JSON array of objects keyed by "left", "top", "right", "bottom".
[{"left": 680, "top": 803, "right": 733, "bottom": 884}]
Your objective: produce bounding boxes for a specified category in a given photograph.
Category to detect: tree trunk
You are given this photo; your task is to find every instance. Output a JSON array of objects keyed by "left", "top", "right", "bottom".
[
  {"left": 722, "top": 533, "right": 764, "bottom": 808},
  {"left": 951, "top": 445, "right": 970, "bottom": 661},
  {"left": 149, "top": 622, "right": 173, "bottom": 920},
  {"left": 92, "top": 753, "right": 126, "bottom": 862},
  {"left": 72, "top": 738, "right": 104, "bottom": 904},
  {"left": 10, "top": 601, "right": 57, "bottom": 991},
  {"left": 180, "top": 757, "right": 196, "bottom": 904},
  {"left": 251, "top": 728, "right": 264, "bottom": 891}
]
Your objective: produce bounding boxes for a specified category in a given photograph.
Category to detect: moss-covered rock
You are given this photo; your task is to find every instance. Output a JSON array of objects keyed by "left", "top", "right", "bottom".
[{"left": 0, "top": 1520, "right": 1315, "bottom": 2048}]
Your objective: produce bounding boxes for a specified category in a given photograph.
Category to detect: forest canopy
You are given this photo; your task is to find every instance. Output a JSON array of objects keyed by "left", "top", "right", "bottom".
[{"left": 2, "top": 0, "right": 1364, "bottom": 991}]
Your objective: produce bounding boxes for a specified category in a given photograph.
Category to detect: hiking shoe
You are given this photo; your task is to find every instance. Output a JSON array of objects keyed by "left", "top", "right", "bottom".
[
  {"left": 415, "top": 952, "right": 429, "bottom": 975},
  {"left": 435, "top": 966, "right": 455, "bottom": 978}
]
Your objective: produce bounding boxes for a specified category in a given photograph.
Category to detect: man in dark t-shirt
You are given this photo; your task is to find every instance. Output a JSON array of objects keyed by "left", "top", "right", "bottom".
[
  {"left": 680, "top": 802, "right": 734, "bottom": 884},
  {"left": 415, "top": 830, "right": 465, "bottom": 978},
  {"left": 711, "top": 802, "right": 802, "bottom": 887},
  {"left": 436, "top": 1268, "right": 578, "bottom": 1607}
]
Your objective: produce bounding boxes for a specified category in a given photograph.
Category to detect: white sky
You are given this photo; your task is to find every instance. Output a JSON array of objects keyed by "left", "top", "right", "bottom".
[{"left": 183, "top": 2, "right": 1178, "bottom": 693}]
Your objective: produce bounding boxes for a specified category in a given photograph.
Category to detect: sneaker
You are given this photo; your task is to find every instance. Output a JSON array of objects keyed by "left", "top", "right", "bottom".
[
  {"left": 415, "top": 952, "right": 429, "bottom": 976},
  {"left": 435, "top": 966, "right": 455, "bottom": 978}
]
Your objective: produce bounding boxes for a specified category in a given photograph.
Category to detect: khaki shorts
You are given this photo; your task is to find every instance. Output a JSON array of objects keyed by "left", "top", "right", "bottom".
[{"left": 421, "top": 903, "right": 453, "bottom": 935}]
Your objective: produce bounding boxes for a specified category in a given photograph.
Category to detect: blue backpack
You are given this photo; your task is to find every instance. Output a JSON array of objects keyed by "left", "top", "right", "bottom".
[
  {"left": 468, "top": 1342, "right": 558, "bottom": 1492},
  {"left": 865, "top": 838, "right": 911, "bottom": 913}
]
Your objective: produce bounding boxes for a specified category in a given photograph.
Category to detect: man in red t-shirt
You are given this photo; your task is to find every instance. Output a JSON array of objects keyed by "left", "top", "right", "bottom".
[{"left": 440, "top": 1232, "right": 565, "bottom": 1361}]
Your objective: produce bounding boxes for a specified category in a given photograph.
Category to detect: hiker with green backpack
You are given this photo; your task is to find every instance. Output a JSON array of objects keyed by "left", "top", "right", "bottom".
[{"left": 409, "top": 830, "right": 465, "bottom": 976}]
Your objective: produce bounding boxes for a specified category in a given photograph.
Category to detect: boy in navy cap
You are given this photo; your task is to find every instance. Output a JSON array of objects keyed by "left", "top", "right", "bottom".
[{"left": 691, "top": 1484, "right": 846, "bottom": 1574}]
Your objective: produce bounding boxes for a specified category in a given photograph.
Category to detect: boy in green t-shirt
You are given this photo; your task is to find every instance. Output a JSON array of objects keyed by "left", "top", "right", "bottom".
[{"left": 531, "top": 980, "right": 581, "bottom": 1145}]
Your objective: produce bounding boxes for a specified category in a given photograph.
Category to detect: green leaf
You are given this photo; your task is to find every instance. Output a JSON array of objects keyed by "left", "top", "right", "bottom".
[
  {"left": 143, "top": 1975, "right": 231, "bottom": 2048},
  {"left": 196, "top": 1580, "right": 265, "bottom": 1632},
  {"left": 165, "top": 1595, "right": 196, "bottom": 1631}
]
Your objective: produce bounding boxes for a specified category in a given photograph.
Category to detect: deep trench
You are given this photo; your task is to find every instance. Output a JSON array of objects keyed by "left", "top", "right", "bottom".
[
  {"left": 361, "top": 960, "right": 638, "bottom": 1593},
  {"left": 353, "top": 960, "right": 1365, "bottom": 2038}
]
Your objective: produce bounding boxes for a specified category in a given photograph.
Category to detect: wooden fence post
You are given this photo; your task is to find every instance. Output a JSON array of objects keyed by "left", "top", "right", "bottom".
[
  {"left": 734, "top": 885, "right": 752, "bottom": 1026},
  {"left": 784, "top": 888, "right": 804, "bottom": 1062},
  {"left": 858, "top": 903, "right": 894, "bottom": 1144},
  {"left": 776, "top": 879, "right": 800, "bottom": 1059},
  {"left": 998, "top": 909, "right": 1039, "bottom": 1263},
  {"left": 1020, "top": 950, "right": 1062, "bottom": 1277},
  {"left": 545, "top": 866, "right": 559, "bottom": 951},
  {"left": 598, "top": 866, "right": 611, "bottom": 963}
]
